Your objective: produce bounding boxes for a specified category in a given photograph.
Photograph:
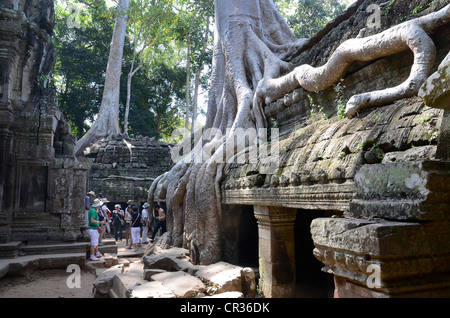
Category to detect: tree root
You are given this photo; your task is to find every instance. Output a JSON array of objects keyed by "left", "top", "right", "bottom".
[{"left": 256, "top": 4, "right": 450, "bottom": 118}]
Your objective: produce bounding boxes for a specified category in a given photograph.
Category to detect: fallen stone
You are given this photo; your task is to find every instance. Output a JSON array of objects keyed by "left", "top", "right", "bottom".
[
  {"left": 204, "top": 291, "right": 244, "bottom": 298},
  {"left": 143, "top": 268, "right": 166, "bottom": 281},
  {"left": 93, "top": 265, "right": 123, "bottom": 298},
  {"left": 130, "top": 281, "right": 176, "bottom": 298},
  {"left": 113, "top": 272, "right": 148, "bottom": 298},
  {"left": 124, "top": 262, "right": 144, "bottom": 275},
  {"left": 195, "top": 261, "right": 244, "bottom": 294},
  {"left": 151, "top": 270, "right": 206, "bottom": 298},
  {"left": 143, "top": 251, "right": 193, "bottom": 273},
  {"left": 241, "top": 267, "right": 256, "bottom": 298},
  {"left": 419, "top": 51, "right": 450, "bottom": 111}
]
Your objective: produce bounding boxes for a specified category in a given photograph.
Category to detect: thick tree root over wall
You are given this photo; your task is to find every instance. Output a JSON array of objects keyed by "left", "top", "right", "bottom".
[
  {"left": 149, "top": 2, "right": 450, "bottom": 265},
  {"left": 255, "top": 4, "right": 450, "bottom": 119}
]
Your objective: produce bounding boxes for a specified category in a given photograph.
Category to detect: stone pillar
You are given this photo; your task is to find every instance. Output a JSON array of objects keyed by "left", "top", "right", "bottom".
[
  {"left": 311, "top": 161, "right": 450, "bottom": 297},
  {"left": 0, "top": 128, "right": 13, "bottom": 243},
  {"left": 48, "top": 157, "right": 92, "bottom": 242},
  {"left": 254, "top": 205, "right": 297, "bottom": 298}
]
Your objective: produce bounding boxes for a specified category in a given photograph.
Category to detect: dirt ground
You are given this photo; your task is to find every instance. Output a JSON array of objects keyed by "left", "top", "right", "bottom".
[{"left": 0, "top": 268, "right": 97, "bottom": 298}]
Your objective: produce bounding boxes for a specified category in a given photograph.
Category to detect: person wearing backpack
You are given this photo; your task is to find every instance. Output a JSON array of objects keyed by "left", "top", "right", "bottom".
[{"left": 88, "top": 199, "right": 106, "bottom": 261}]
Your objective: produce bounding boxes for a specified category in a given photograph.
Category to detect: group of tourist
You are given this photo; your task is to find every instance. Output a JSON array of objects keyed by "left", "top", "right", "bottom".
[{"left": 85, "top": 191, "right": 166, "bottom": 261}]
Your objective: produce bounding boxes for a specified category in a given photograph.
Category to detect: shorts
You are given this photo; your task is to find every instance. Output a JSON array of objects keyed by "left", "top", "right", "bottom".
[
  {"left": 89, "top": 228, "right": 100, "bottom": 247},
  {"left": 131, "top": 227, "right": 141, "bottom": 244}
]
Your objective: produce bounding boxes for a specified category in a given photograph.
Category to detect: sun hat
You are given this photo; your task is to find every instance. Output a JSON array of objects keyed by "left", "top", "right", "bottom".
[
  {"left": 92, "top": 199, "right": 102, "bottom": 208},
  {"left": 127, "top": 200, "right": 133, "bottom": 204},
  {"left": 87, "top": 191, "right": 95, "bottom": 196},
  {"left": 102, "top": 198, "right": 110, "bottom": 204},
  {"left": 142, "top": 202, "right": 150, "bottom": 208}
]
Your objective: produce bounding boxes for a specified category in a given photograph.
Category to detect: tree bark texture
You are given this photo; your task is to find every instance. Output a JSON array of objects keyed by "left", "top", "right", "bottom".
[
  {"left": 150, "top": 2, "right": 450, "bottom": 265},
  {"left": 150, "top": 0, "right": 303, "bottom": 265},
  {"left": 74, "top": 0, "right": 130, "bottom": 156},
  {"left": 255, "top": 4, "right": 450, "bottom": 118}
]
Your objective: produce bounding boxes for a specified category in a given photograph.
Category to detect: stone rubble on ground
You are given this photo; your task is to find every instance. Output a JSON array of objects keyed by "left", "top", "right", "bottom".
[{"left": 92, "top": 233, "right": 256, "bottom": 298}]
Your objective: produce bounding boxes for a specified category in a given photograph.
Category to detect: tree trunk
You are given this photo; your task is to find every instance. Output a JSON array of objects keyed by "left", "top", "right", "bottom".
[
  {"left": 191, "top": 16, "right": 209, "bottom": 136},
  {"left": 74, "top": 0, "right": 130, "bottom": 156},
  {"left": 150, "top": 1, "right": 450, "bottom": 265},
  {"left": 185, "top": 31, "right": 191, "bottom": 139},
  {"left": 150, "top": 0, "right": 302, "bottom": 265},
  {"left": 254, "top": 4, "right": 450, "bottom": 118}
]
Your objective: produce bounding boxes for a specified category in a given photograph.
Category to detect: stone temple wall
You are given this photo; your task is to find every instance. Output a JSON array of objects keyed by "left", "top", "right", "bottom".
[
  {"left": 0, "top": 0, "right": 91, "bottom": 244},
  {"left": 83, "top": 135, "right": 172, "bottom": 206},
  {"left": 220, "top": 0, "right": 450, "bottom": 298}
]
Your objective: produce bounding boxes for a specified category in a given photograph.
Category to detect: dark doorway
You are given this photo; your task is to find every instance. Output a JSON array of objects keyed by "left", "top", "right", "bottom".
[
  {"left": 238, "top": 205, "right": 258, "bottom": 268},
  {"left": 295, "top": 209, "right": 335, "bottom": 298}
]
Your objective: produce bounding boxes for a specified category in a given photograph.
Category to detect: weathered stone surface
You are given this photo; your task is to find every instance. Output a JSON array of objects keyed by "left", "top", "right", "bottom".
[
  {"left": 143, "top": 268, "right": 166, "bottom": 281},
  {"left": 143, "top": 251, "right": 193, "bottom": 273},
  {"left": 195, "top": 261, "right": 246, "bottom": 295},
  {"left": 382, "top": 145, "right": 436, "bottom": 163},
  {"left": 419, "top": 51, "right": 450, "bottom": 111},
  {"left": 130, "top": 281, "right": 176, "bottom": 298},
  {"left": 241, "top": 267, "right": 256, "bottom": 298},
  {"left": 350, "top": 161, "right": 450, "bottom": 220},
  {"left": 0, "top": 0, "right": 91, "bottom": 243},
  {"left": 85, "top": 135, "right": 172, "bottom": 205},
  {"left": 204, "top": 291, "right": 244, "bottom": 298},
  {"left": 221, "top": 99, "right": 443, "bottom": 211},
  {"left": 93, "top": 266, "right": 121, "bottom": 298},
  {"left": 311, "top": 217, "right": 450, "bottom": 296},
  {"left": 151, "top": 270, "right": 206, "bottom": 298}
]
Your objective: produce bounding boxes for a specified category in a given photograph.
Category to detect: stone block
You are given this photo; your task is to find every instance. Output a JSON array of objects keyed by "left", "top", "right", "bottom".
[
  {"left": 204, "top": 291, "right": 244, "bottom": 298},
  {"left": 195, "top": 261, "right": 244, "bottom": 294},
  {"left": 143, "top": 268, "right": 166, "bottom": 281},
  {"left": 351, "top": 161, "right": 450, "bottom": 220},
  {"left": 130, "top": 281, "right": 176, "bottom": 298},
  {"left": 419, "top": 51, "right": 450, "bottom": 111},
  {"left": 143, "top": 250, "right": 193, "bottom": 273},
  {"left": 311, "top": 217, "right": 450, "bottom": 297},
  {"left": 151, "top": 270, "right": 206, "bottom": 298}
]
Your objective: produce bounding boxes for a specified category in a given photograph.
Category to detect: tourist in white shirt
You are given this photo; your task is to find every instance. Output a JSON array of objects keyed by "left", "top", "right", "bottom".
[{"left": 141, "top": 203, "right": 150, "bottom": 244}]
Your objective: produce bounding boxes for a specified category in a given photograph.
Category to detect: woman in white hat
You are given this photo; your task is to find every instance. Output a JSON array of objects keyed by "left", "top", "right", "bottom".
[{"left": 88, "top": 199, "right": 106, "bottom": 261}]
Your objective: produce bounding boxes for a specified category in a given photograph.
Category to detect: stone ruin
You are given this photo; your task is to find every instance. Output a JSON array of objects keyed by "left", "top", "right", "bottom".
[
  {"left": 0, "top": 0, "right": 91, "bottom": 245},
  {"left": 82, "top": 135, "right": 172, "bottom": 208},
  {"left": 215, "top": 0, "right": 450, "bottom": 298},
  {"left": 0, "top": 0, "right": 449, "bottom": 300},
  {"left": 0, "top": 0, "right": 172, "bottom": 246}
]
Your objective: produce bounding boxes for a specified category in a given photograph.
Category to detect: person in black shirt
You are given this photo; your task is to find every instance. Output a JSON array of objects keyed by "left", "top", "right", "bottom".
[
  {"left": 130, "top": 205, "right": 142, "bottom": 252},
  {"left": 112, "top": 204, "right": 124, "bottom": 241}
]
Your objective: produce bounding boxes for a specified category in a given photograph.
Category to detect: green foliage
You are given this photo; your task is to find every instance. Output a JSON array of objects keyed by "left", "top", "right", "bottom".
[
  {"left": 53, "top": 0, "right": 210, "bottom": 141},
  {"left": 412, "top": 5, "right": 424, "bottom": 15},
  {"left": 53, "top": 0, "right": 349, "bottom": 142},
  {"left": 384, "top": 0, "right": 397, "bottom": 13},
  {"left": 53, "top": 0, "right": 114, "bottom": 139},
  {"left": 275, "top": 0, "right": 350, "bottom": 38}
]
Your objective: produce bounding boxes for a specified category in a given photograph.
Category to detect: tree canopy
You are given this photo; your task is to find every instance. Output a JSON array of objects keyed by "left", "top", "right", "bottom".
[{"left": 53, "top": 0, "right": 351, "bottom": 143}]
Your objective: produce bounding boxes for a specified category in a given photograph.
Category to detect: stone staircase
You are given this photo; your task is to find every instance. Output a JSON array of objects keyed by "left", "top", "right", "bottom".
[{"left": 0, "top": 238, "right": 121, "bottom": 279}]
